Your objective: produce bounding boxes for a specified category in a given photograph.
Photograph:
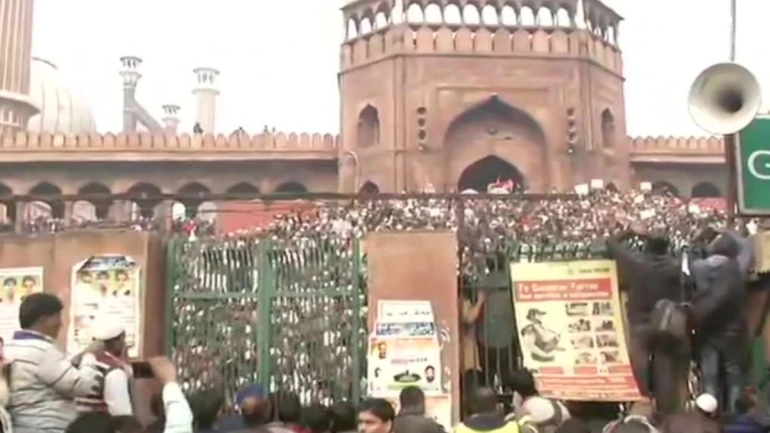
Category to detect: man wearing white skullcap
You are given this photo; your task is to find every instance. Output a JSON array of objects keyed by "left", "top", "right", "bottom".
[
  {"left": 75, "top": 317, "right": 133, "bottom": 416},
  {"left": 513, "top": 396, "right": 569, "bottom": 433},
  {"left": 658, "top": 393, "right": 720, "bottom": 433}
]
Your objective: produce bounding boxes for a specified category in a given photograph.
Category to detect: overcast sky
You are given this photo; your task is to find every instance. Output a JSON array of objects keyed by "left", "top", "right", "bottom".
[{"left": 30, "top": 0, "right": 769, "bottom": 137}]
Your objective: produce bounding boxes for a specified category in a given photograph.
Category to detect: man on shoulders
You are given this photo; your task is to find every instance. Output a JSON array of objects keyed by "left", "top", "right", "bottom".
[
  {"left": 75, "top": 318, "right": 133, "bottom": 415},
  {"left": 4, "top": 293, "right": 102, "bottom": 433}
]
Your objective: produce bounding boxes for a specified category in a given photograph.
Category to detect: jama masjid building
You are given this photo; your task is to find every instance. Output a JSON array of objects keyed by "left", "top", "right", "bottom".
[{"left": 0, "top": 0, "right": 726, "bottom": 222}]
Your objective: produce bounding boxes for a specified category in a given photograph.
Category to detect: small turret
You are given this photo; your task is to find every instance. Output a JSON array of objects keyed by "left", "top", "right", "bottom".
[
  {"left": 161, "top": 104, "right": 181, "bottom": 134},
  {"left": 192, "top": 67, "right": 219, "bottom": 134}
]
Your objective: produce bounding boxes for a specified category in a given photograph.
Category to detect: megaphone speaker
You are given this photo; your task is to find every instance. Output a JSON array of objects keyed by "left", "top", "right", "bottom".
[{"left": 688, "top": 62, "right": 762, "bottom": 135}]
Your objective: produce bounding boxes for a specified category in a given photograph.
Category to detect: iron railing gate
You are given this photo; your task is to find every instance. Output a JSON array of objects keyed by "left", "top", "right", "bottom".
[{"left": 167, "top": 234, "right": 365, "bottom": 405}]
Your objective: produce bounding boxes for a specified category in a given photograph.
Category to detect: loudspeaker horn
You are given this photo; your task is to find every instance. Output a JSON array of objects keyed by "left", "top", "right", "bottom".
[{"left": 688, "top": 62, "right": 762, "bottom": 135}]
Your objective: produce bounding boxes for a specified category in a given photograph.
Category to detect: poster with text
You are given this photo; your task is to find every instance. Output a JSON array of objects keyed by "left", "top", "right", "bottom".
[
  {"left": 0, "top": 267, "right": 43, "bottom": 340},
  {"left": 511, "top": 260, "right": 643, "bottom": 401},
  {"left": 68, "top": 255, "right": 142, "bottom": 357},
  {"left": 368, "top": 300, "right": 443, "bottom": 397}
]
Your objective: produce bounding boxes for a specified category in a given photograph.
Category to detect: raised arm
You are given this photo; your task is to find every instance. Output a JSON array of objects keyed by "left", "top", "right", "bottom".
[
  {"left": 605, "top": 228, "right": 643, "bottom": 284},
  {"left": 148, "top": 356, "right": 193, "bottom": 433},
  {"left": 37, "top": 348, "right": 101, "bottom": 398}
]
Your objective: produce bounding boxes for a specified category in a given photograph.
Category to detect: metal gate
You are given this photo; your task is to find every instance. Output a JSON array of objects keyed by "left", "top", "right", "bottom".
[{"left": 166, "top": 234, "right": 366, "bottom": 404}]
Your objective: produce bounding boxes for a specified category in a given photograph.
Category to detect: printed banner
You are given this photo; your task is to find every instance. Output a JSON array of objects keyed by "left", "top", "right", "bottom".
[
  {"left": 67, "top": 255, "right": 142, "bottom": 357},
  {"left": 0, "top": 267, "right": 43, "bottom": 340},
  {"left": 367, "top": 300, "right": 451, "bottom": 429},
  {"left": 511, "top": 260, "right": 643, "bottom": 401}
]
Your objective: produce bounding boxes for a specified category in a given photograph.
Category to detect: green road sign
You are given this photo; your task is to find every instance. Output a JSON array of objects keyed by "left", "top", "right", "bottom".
[{"left": 737, "top": 116, "right": 770, "bottom": 215}]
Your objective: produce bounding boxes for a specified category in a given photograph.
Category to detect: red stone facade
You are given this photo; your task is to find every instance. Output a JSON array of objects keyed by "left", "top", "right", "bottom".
[{"left": 0, "top": 0, "right": 728, "bottom": 220}]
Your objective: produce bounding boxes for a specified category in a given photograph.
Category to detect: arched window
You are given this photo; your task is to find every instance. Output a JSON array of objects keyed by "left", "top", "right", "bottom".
[
  {"left": 275, "top": 182, "right": 308, "bottom": 194},
  {"left": 126, "top": 182, "right": 162, "bottom": 219},
  {"left": 357, "top": 105, "right": 380, "bottom": 148},
  {"left": 178, "top": 182, "right": 211, "bottom": 218},
  {"left": 28, "top": 182, "right": 63, "bottom": 219},
  {"left": 601, "top": 109, "right": 615, "bottom": 149},
  {"left": 78, "top": 182, "right": 112, "bottom": 219}
]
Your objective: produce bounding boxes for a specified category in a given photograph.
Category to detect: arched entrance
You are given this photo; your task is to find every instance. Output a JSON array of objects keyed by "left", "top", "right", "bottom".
[
  {"left": 457, "top": 156, "right": 524, "bottom": 192},
  {"left": 691, "top": 182, "right": 721, "bottom": 198},
  {"left": 359, "top": 181, "right": 380, "bottom": 194},
  {"left": 275, "top": 182, "right": 308, "bottom": 193},
  {"left": 652, "top": 181, "right": 679, "bottom": 196},
  {"left": 444, "top": 96, "right": 546, "bottom": 192}
]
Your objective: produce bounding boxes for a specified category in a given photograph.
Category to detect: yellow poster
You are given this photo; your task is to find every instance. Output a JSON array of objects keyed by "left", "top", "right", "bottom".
[
  {"left": 511, "top": 260, "right": 643, "bottom": 401},
  {"left": 0, "top": 267, "right": 43, "bottom": 340},
  {"left": 67, "top": 255, "right": 142, "bottom": 357}
]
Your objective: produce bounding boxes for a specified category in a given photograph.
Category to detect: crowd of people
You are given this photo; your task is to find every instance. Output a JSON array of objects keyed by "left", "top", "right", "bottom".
[
  {"left": 169, "top": 185, "right": 748, "bottom": 401},
  {"left": 0, "top": 184, "right": 766, "bottom": 433},
  {"left": 1, "top": 290, "right": 768, "bottom": 433}
]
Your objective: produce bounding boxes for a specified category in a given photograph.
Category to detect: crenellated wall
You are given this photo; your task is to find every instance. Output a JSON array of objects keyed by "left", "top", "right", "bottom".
[
  {"left": 340, "top": 0, "right": 622, "bottom": 75},
  {"left": 341, "top": 26, "right": 621, "bottom": 75},
  {"left": 0, "top": 133, "right": 726, "bottom": 155},
  {"left": 0, "top": 131, "right": 339, "bottom": 161},
  {"left": 628, "top": 136, "right": 724, "bottom": 155}
]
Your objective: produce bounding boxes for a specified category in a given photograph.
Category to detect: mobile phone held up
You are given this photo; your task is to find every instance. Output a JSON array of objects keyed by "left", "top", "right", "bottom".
[{"left": 131, "top": 361, "right": 154, "bottom": 379}]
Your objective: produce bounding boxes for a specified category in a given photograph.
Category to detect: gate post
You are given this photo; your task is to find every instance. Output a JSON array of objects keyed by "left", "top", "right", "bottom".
[
  {"left": 350, "top": 239, "right": 363, "bottom": 402},
  {"left": 257, "top": 239, "right": 273, "bottom": 388}
]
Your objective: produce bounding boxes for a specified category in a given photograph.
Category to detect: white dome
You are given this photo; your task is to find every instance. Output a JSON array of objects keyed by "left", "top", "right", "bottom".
[{"left": 26, "top": 57, "right": 97, "bottom": 134}]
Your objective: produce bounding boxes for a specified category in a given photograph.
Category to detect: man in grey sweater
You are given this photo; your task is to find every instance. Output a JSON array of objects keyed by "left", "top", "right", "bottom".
[{"left": 4, "top": 293, "right": 102, "bottom": 433}]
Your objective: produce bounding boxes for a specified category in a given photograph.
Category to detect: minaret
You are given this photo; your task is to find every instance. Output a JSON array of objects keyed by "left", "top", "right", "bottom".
[
  {"left": 0, "top": 0, "right": 38, "bottom": 136},
  {"left": 120, "top": 56, "right": 142, "bottom": 133},
  {"left": 161, "top": 104, "right": 180, "bottom": 134},
  {"left": 192, "top": 67, "right": 219, "bottom": 134}
]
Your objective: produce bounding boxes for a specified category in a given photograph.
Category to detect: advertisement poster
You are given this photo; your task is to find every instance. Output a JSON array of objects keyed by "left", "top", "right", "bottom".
[
  {"left": 511, "top": 260, "right": 643, "bottom": 401},
  {"left": 0, "top": 267, "right": 43, "bottom": 340},
  {"left": 367, "top": 300, "right": 451, "bottom": 430},
  {"left": 68, "top": 255, "right": 142, "bottom": 358}
]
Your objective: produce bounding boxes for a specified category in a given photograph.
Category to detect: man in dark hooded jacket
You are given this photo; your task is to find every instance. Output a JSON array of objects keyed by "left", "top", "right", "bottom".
[
  {"left": 606, "top": 222, "right": 684, "bottom": 416},
  {"left": 691, "top": 230, "right": 752, "bottom": 414}
]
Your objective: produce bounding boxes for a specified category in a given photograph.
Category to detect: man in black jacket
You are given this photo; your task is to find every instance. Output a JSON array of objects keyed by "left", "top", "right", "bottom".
[
  {"left": 393, "top": 387, "right": 444, "bottom": 433},
  {"left": 691, "top": 230, "right": 751, "bottom": 414},
  {"left": 606, "top": 222, "right": 684, "bottom": 416}
]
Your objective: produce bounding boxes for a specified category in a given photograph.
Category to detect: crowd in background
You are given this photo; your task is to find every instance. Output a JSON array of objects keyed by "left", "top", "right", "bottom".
[{"left": 0, "top": 184, "right": 767, "bottom": 433}]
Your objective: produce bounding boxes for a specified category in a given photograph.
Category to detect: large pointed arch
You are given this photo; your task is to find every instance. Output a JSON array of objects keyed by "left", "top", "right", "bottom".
[
  {"left": 443, "top": 96, "right": 547, "bottom": 192},
  {"left": 458, "top": 156, "right": 524, "bottom": 192}
]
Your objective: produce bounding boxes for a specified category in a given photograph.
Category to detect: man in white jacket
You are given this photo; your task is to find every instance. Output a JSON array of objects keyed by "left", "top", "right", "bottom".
[{"left": 4, "top": 293, "right": 102, "bottom": 433}]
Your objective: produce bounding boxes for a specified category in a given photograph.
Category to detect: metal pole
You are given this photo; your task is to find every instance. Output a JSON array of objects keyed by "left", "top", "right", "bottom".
[
  {"left": 729, "top": 0, "right": 737, "bottom": 61},
  {"left": 725, "top": 0, "right": 738, "bottom": 220}
]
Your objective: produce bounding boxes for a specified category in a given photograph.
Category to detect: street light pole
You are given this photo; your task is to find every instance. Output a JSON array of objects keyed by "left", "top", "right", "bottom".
[
  {"left": 729, "top": 0, "right": 737, "bottom": 61},
  {"left": 724, "top": 0, "right": 738, "bottom": 220}
]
